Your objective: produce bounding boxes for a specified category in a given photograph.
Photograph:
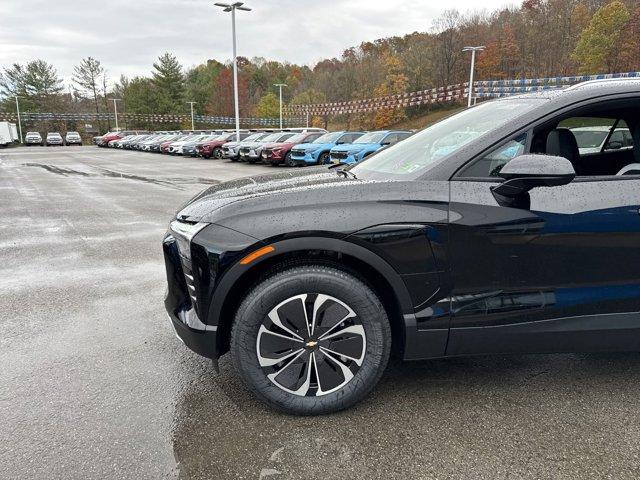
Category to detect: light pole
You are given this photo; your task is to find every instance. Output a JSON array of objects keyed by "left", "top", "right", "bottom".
[
  {"left": 462, "top": 46, "right": 484, "bottom": 108},
  {"left": 15, "top": 96, "right": 23, "bottom": 143},
  {"left": 187, "top": 101, "right": 197, "bottom": 131},
  {"left": 112, "top": 98, "right": 122, "bottom": 130},
  {"left": 214, "top": 2, "right": 252, "bottom": 141},
  {"left": 274, "top": 83, "right": 287, "bottom": 129}
]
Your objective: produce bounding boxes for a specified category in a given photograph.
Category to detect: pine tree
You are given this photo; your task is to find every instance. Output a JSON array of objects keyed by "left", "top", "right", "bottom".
[
  {"left": 73, "top": 57, "right": 104, "bottom": 120},
  {"left": 152, "top": 52, "right": 185, "bottom": 113}
]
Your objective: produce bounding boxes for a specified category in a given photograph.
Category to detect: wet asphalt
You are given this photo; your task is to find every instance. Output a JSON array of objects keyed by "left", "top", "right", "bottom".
[{"left": 2, "top": 146, "right": 640, "bottom": 480}]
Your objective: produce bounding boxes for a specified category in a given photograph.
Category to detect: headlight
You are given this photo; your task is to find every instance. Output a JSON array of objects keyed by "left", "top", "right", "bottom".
[{"left": 170, "top": 220, "right": 208, "bottom": 261}]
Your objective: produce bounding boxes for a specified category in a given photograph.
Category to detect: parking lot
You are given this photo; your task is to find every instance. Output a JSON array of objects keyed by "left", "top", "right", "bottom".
[{"left": 2, "top": 146, "right": 640, "bottom": 480}]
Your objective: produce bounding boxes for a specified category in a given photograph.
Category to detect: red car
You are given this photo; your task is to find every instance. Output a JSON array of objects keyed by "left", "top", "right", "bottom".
[
  {"left": 97, "top": 130, "right": 142, "bottom": 147},
  {"left": 262, "top": 131, "right": 325, "bottom": 166},
  {"left": 196, "top": 132, "right": 241, "bottom": 159}
]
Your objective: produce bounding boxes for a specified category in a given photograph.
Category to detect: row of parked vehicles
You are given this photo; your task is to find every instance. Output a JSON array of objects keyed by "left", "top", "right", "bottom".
[
  {"left": 94, "top": 127, "right": 414, "bottom": 166},
  {"left": 24, "top": 131, "right": 83, "bottom": 146}
]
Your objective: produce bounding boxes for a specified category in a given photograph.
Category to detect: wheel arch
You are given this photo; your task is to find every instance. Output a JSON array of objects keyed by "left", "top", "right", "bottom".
[{"left": 209, "top": 236, "right": 413, "bottom": 357}]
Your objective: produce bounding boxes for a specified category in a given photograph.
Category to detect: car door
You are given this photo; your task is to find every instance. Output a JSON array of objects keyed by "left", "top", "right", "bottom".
[{"left": 445, "top": 128, "right": 640, "bottom": 356}]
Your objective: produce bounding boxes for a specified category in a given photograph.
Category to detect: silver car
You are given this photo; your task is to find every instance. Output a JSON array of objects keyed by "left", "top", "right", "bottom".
[
  {"left": 65, "top": 131, "right": 82, "bottom": 145},
  {"left": 25, "top": 131, "right": 43, "bottom": 146},
  {"left": 46, "top": 132, "right": 63, "bottom": 146}
]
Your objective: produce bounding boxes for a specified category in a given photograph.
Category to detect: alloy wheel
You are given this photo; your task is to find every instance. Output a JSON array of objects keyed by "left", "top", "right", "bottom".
[{"left": 256, "top": 293, "right": 366, "bottom": 396}]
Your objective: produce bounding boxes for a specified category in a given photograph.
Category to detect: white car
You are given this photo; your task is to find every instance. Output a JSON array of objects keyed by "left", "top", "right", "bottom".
[
  {"left": 167, "top": 135, "right": 207, "bottom": 154},
  {"left": 65, "top": 131, "right": 82, "bottom": 145},
  {"left": 46, "top": 132, "right": 64, "bottom": 146},
  {"left": 570, "top": 126, "right": 633, "bottom": 154},
  {"left": 25, "top": 131, "right": 43, "bottom": 146}
]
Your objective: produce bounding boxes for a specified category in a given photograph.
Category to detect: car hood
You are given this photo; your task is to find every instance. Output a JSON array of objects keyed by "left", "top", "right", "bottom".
[
  {"left": 292, "top": 142, "right": 331, "bottom": 152},
  {"left": 265, "top": 141, "right": 295, "bottom": 149},
  {"left": 240, "top": 141, "right": 267, "bottom": 149},
  {"left": 332, "top": 143, "right": 378, "bottom": 153},
  {"left": 174, "top": 169, "right": 449, "bottom": 239}
]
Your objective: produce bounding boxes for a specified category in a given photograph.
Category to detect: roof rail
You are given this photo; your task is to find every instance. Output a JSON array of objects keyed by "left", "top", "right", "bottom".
[{"left": 566, "top": 77, "right": 640, "bottom": 91}]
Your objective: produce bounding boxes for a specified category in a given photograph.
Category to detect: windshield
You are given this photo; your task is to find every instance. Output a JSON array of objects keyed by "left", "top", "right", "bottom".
[
  {"left": 571, "top": 130, "right": 608, "bottom": 148},
  {"left": 354, "top": 132, "right": 387, "bottom": 144},
  {"left": 241, "top": 133, "right": 265, "bottom": 142},
  {"left": 285, "top": 133, "right": 308, "bottom": 143},
  {"left": 313, "top": 132, "right": 343, "bottom": 144},
  {"left": 350, "top": 99, "right": 545, "bottom": 180},
  {"left": 260, "top": 133, "right": 282, "bottom": 142}
]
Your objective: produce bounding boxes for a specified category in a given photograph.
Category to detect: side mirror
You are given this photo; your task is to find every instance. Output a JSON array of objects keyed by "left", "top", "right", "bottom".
[
  {"left": 381, "top": 141, "right": 391, "bottom": 146},
  {"left": 491, "top": 154, "right": 575, "bottom": 207},
  {"left": 605, "top": 140, "right": 623, "bottom": 150}
]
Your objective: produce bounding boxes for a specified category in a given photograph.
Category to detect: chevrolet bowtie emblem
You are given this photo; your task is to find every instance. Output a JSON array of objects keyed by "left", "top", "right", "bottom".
[{"left": 306, "top": 340, "right": 318, "bottom": 348}]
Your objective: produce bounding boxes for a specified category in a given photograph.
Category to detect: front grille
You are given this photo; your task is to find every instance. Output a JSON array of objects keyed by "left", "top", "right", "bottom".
[
  {"left": 239, "top": 147, "right": 251, "bottom": 154},
  {"left": 291, "top": 149, "right": 305, "bottom": 157},
  {"left": 182, "top": 264, "right": 197, "bottom": 307},
  {"left": 332, "top": 152, "right": 348, "bottom": 160}
]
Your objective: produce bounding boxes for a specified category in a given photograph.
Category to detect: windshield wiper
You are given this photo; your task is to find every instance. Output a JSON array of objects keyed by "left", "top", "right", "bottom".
[{"left": 336, "top": 167, "right": 358, "bottom": 180}]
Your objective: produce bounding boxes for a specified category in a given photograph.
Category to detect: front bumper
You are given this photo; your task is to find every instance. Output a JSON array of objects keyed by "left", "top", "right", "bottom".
[
  {"left": 290, "top": 150, "right": 317, "bottom": 164},
  {"left": 166, "top": 304, "right": 218, "bottom": 358},
  {"left": 222, "top": 147, "right": 239, "bottom": 159},
  {"left": 330, "top": 152, "right": 359, "bottom": 164}
]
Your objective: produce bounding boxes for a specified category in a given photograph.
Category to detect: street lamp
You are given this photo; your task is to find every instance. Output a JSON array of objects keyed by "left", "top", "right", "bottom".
[
  {"left": 214, "top": 1, "right": 252, "bottom": 141},
  {"left": 274, "top": 83, "right": 287, "bottom": 129},
  {"left": 15, "top": 95, "right": 23, "bottom": 143},
  {"left": 462, "top": 46, "right": 485, "bottom": 108},
  {"left": 187, "top": 101, "right": 197, "bottom": 131},
  {"left": 112, "top": 98, "right": 122, "bottom": 130}
]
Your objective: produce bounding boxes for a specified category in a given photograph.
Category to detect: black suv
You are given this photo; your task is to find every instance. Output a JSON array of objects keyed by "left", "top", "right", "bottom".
[{"left": 163, "top": 79, "right": 640, "bottom": 415}]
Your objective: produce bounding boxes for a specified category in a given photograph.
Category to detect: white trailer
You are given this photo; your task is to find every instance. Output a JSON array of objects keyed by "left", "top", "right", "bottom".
[{"left": 0, "top": 122, "right": 18, "bottom": 147}]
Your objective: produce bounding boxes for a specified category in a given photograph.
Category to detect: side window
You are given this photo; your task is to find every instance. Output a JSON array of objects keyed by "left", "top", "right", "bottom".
[
  {"left": 558, "top": 117, "right": 620, "bottom": 155},
  {"left": 340, "top": 134, "right": 356, "bottom": 143},
  {"left": 306, "top": 133, "right": 322, "bottom": 142},
  {"left": 383, "top": 134, "right": 400, "bottom": 145},
  {"left": 604, "top": 122, "right": 633, "bottom": 151},
  {"left": 460, "top": 133, "right": 527, "bottom": 178}
]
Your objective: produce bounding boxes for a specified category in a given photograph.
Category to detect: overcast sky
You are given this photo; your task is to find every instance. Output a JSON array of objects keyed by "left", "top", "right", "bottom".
[{"left": 0, "top": 0, "right": 515, "bottom": 85}]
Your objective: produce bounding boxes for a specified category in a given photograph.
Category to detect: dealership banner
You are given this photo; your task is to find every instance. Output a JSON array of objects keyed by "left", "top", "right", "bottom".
[
  {"left": 0, "top": 111, "right": 304, "bottom": 127},
  {"left": 283, "top": 71, "right": 640, "bottom": 116}
]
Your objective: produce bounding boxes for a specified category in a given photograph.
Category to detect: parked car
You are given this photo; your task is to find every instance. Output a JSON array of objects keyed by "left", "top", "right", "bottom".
[
  {"left": 569, "top": 125, "right": 634, "bottom": 154},
  {"left": 193, "top": 132, "right": 244, "bottom": 159},
  {"left": 329, "top": 130, "right": 413, "bottom": 164},
  {"left": 25, "top": 131, "right": 43, "bottom": 146},
  {"left": 184, "top": 134, "right": 211, "bottom": 157},
  {"left": 222, "top": 132, "right": 273, "bottom": 161},
  {"left": 262, "top": 131, "right": 325, "bottom": 166},
  {"left": 98, "top": 130, "right": 144, "bottom": 147},
  {"left": 65, "top": 131, "right": 82, "bottom": 146},
  {"left": 163, "top": 78, "right": 640, "bottom": 415},
  {"left": 239, "top": 132, "right": 298, "bottom": 163},
  {"left": 168, "top": 134, "right": 211, "bottom": 155},
  {"left": 45, "top": 132, "right": 64, "bottom": 146},
  {"left": 289, "top": 131, "right": 365, "bottom": 166}
]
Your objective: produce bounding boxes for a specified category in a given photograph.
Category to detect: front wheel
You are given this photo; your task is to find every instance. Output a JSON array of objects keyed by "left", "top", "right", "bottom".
[
  {"left": 231, "top": 264, "right": 391, "bottom": 415},
  {"left": 316, "top": 152, "right": 330, "bottom": 165},
  {"left": 212, "top": 147, "right": 223, "bottom": 159},
  {"left": 284, "top": 151, "right": 295, "bottom": 167}
]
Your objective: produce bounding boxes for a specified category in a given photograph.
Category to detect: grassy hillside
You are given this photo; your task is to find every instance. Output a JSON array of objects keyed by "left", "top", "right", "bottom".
[{"left": 325, "top": 105, "right": 464, "bottom": 133}]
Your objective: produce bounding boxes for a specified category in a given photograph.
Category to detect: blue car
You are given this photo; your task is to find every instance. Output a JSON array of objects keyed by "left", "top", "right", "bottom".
[
  {"left": 289, "top": 131, "right": 364, "bottom": 166},
  {"left": 329, "top": 130, "right": 413, "bottom": 164}
]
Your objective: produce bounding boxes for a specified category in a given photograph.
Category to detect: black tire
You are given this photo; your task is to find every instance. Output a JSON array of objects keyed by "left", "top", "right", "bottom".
[
  {"left": 212, "top": 147, "right": 223, "bottom": 159},
  {"left": 284, "top": 151, "right": 295, "bottom": 167},
  {"left": 317, "top": 152, "right": 330, "bottom": 165},
  {"left": 231, "top": 264, "right": 391, "bottom": 415}
]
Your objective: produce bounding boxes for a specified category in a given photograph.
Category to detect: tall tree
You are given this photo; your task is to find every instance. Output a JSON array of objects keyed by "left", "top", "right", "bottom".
[
  {"left": 255, "top": 92, "right": 280, "bottom": 118},
  {"left": 73, "top": 57, "right": 104, "bottom": 118},
  {"left": 152, "top": 52, "right": 185, "bottom": 113},
  {"left": 572, "top": 1, "right": 630, "bottom": 73},
  {"left": 0, "top": 60, "right": 64, "bottom": 110}
]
